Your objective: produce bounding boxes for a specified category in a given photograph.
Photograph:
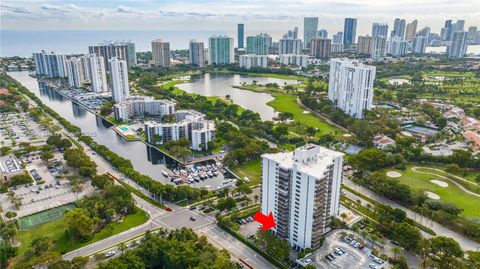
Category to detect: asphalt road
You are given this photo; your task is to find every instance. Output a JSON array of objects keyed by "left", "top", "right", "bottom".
[{"left": 61, "top": 144, "right": 274, "bottom": 268}]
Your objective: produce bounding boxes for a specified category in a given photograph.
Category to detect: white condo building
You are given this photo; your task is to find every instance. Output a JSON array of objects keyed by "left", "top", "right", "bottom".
[
  {"left": 328, "top": 59, "right": 376, "bottom": 119},
  {"left": 33, "top": 51, "right": 67, "bottom": 78},
  {"left": 239, "top": 55, "right": 268, "bottom": 69},
  {"left": 66, "top": 54, "right": 107, "bottom": 93},
  {"left": 261, "top": 144, "right": 344, "bottom": 250},
  {"left": 109, "top": 58, "right": 130, "bottom": 103},
  {"left": 66, "top": 57, "right": 85, "bottom": 88},
  {"left": 114, "top": 96, "right": 176, "bottom": 121},
  {"left": 279, "top": 54, "right": 308, "bottom": 68},
  {"left": 145, "top": 110, "right": 215, "bottom": 151}
]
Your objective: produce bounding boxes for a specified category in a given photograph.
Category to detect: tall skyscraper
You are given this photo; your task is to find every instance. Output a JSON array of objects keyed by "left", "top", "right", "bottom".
[
  {"left": 441, "top": 20, "right": 453, "bottom": 41},
  {"left": 246, "top": 34, "right": 270, "bottom": 55},
  {"left": 238, "top": 24, "right": 245, "bottom": 49},
  {"left": 189, "top": 40, "right": 205, "bottom": 68},
  {"left": 357, "top": 35, "right": 373, "bottom": 54},
  {"left": 261, "top": 144, "right": 344, "bottom": 251},
  {"left": 467, "top": 26, "right": 478, "bottom": 43},
  {"left": 343, "top": 18, "right": 357, "bottom": 46},
  {"left": 304, "top": 17, "right": 319, "bottom": 49},
  {"left": 447, "top": 31, "right": 468, "bottom": 58},
  {"left": 66, "top": 57, "right": 85, "bottom": 88},
  {"left": 372, "top": 23, "right": 389, "bottom": 38},
  {"left": 332, "top": 32, "right": 343, "bottom": 44},
  {"left": 311, "top": 38, "right": 331, "bottom": 59},
  {"left": 66, "top": 54, "right": 107, "bottom": 92},
  {"left": 279, "top": 38, "right": 303, "bottom": 55},
  {"left": 286, "top": 27, "right": 299, "bottom": 39},
  {"left": 108, "top": 58, "right": 130, "bottom": 103},
  {"left": 209, "top": 36, "right": 234, "bottom": 65},
  {"left": 405, "top": 20, "right": 418, "bottom": 41},
  {"left": 33, "top": 51, "right": 67, "bottom": 78},
  {"left": 389, "top": 37, "right": 408, "bottom": 57},
  {"left": 328, "top": 59, "right": 376, "bottom": 119},
  {"left": 370, "top": 37, "right": 387, "bottom": 59},
  {"left": 392, "top": 18, "right": 406, "bottom": 39},
  {"left": 88, "top": 41, "right": 136, "bottom": 69},
  {"left": 151, "top": 39, "right": 171, "bottom": 68},
  {"left": 84, "top": 53, "right": 108, "bottom": 93},
  {"left": 316, "top": 29, "right": 328, "bottom": 38},
  {"left": 412, "top": 36, "right": 428, "bottom": 54}
]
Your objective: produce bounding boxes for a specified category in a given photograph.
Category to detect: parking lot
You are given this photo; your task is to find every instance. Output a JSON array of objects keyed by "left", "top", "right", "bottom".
[
  {"left": 0, "top": 112, "right": 48, "bottom": 147},
  {"left": 302, "top": 229, "right": 388, "bottom": 269},
  {"left": 0, "top": 154, "right": 95, "bottom": 218}
]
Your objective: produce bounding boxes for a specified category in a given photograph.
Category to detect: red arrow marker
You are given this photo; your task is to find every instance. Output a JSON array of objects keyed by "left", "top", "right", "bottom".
[{"left": 253, "top": 211, "right": 276, "bottom": 230}]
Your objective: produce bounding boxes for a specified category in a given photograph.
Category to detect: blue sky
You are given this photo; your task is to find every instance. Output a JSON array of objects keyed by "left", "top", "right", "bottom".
[{"left": 1, "top": 0, "right": 479, "bottom": 38}]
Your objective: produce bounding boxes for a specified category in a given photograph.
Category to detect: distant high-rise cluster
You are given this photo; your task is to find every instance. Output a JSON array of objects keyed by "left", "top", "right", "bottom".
[
  {"left": 88, "top": 41, "right": 136, "bottom": 70},
  {"left": 328, "top": 59, "right": 376, "bottom": 119},
  {"left": 279, "top": 27, "right": 303, "bottom": 55},
  {"left": 66, "top": 53, "right": 108, "bottom": 93},
  {"left": 311, "top": 38, "right": 331, "bottom": 59}
]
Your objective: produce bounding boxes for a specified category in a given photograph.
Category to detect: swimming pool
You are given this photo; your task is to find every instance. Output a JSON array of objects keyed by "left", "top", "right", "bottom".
[{"left": 120, "top": 127, "right": 129, "bottom": 132}]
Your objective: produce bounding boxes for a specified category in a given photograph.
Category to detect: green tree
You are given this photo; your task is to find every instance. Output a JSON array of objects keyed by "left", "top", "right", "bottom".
[
  {"left": 0, "top": 146, "right": 11, "bottom": 155},
  {"left": 217, "top": 197, "right": 237, "bottom": 212},
  {"left": 40, "top": 151, "right": 54, "bottom": 164},
  {"left": 29, "top": 236, "right": 53, "bottom": 256},
  {"left": 65, "top": 208, "right": 94, "bottom": 240},
  {"left": 92, "top": 174, "right": 114, "bottom": 189}
]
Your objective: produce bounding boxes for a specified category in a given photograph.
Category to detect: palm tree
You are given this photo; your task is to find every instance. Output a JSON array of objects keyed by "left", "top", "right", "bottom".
[
  {"left": 370, "top": 234, "right": 379, "bottom": 249},
  {"left": 118, "top": 242, "right": 127, "bottom": 253},
  {"left": 340, "top": 212, "right": 348, "bottom": 222},
  {"left": 392, "top": 246, "right": 402, "bottom": 262}
]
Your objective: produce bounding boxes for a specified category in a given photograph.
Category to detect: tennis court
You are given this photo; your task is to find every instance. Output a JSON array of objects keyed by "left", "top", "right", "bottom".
[{"left": 18, "top": 203, "right": 76, "bottom": 230}]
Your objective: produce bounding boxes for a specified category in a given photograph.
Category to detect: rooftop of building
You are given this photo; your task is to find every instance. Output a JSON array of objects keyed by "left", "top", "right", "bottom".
[{"left": 262, "top": 144, "right": 344, "bottom": 178}]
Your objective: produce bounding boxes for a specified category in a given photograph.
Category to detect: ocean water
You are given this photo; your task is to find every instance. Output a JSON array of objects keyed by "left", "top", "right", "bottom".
[{"left": 0, "top": 30, "right": 227, "bottom": 57}]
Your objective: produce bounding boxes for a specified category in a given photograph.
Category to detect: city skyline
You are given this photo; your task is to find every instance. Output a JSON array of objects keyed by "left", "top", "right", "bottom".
[{"left": 1, "top": 0, "right": 479, "bottom": 36}]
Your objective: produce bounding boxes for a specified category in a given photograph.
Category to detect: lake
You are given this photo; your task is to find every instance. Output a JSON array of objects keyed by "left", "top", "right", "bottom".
[{"left": 177, "top": 72, "right": 300, "bottom": 121}]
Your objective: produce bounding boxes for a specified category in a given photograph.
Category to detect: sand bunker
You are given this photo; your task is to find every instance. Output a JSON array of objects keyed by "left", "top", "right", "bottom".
[
  {"left": 430, "top": 179, "right": 448, "bottom": 187},
  {"left": 343, "top": 134, "right": 352, "bottom": 137},
  {"left": 386, "top": 171, "right": 402, "bottom": 178},
  {"left": 425, "top": 191, "right": 440, "bottom": 200},
  {"left": 303, "top": 110, "right": 311, "bottom": 114}
]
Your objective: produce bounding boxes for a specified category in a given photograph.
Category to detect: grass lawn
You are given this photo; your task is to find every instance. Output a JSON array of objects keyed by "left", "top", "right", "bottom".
[
  {"left": 231, "top": 159, "right": 262, "bottom": 186},
  {"left": 386, "top": 166, "right": 480, "bottom": 219},
  {"left": 16, "top": 208, "right": 149, "bottom": 255},
  {"left": 266, "top": 93, "right": 342, "bottom": 136}
]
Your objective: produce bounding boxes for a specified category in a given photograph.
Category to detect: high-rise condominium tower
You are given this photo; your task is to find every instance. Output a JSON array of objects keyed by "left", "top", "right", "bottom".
[
  {"left": 328, "top": 59, "right": 376, "bottom": 119},
  {"left": 246, "top": 34, "right": 270, "bottom": 55},
  {"left": 343, "top": 18, "right": 357, "bottom": 46},
  {"left": 88, "top": 41, "right": 136, "bottom": 69},
  {"left": 151, "top": 39, "right": 171, "bottom": 68},
  {"left": 66, "top": 54, "right": 107, "bottom": 93},
  {"left": 311, "top": 38, "right": 331, "bottom": 59},
  {"left": 261, "top": 144, "right": 344, "bottom": 251},
  {"left": 447, "top": 32, "right": 468, "bottom": 59},
  {"left": 238, "top": 24, "right": 245, "bottom": 49},
  {"left": 372, "top": 23, "right": 389, "bottom": 38},
  {"left": 304, "top": 17, "right": 319, "bottom": 49},
  {"left": 33, "top": 51, "right": 67, "bottom": 78},
  {"left": 392, "top": 18, "right": 406, "bottom": 39},
  {"left": 189, "top": 40, "right": 205, "bottom": 68},
  {"left": 209, "top": 36, "right": 234, "bottom": 65},
  {"left": 405, "top": 20, "right": 418, "bottom": 41},
  {"left": 109, "top": 58, "right": 130, "bottom": 103},
  {"left": 316, "top": 29, "right": 328, "bottom": 38}
]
